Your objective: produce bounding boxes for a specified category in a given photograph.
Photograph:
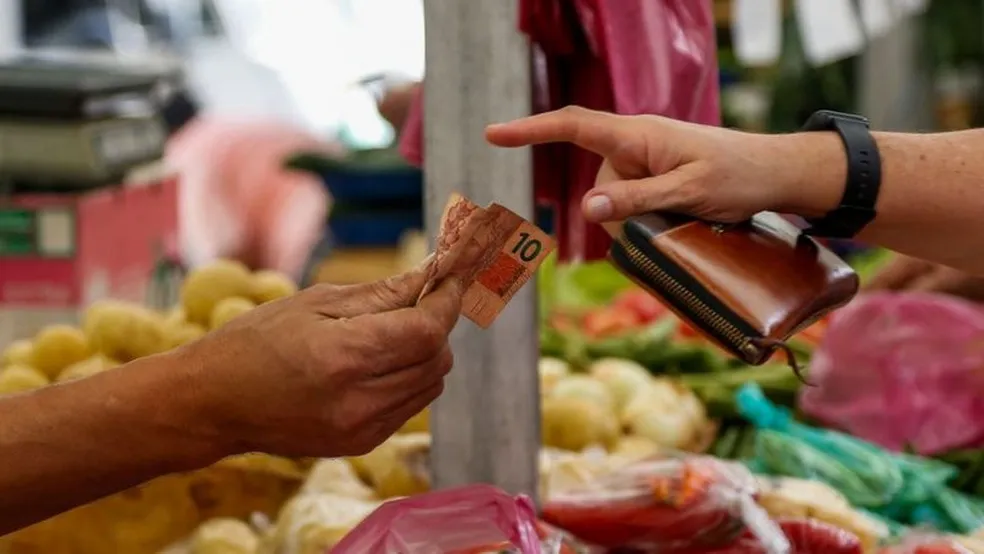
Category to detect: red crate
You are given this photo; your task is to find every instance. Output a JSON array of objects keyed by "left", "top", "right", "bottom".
[{"left": 0, "top": 178, "right": 178, "bottom": 337}]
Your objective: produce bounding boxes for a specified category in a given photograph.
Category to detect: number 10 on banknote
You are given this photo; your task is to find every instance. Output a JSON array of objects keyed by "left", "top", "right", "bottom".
[
  {"left": 423, "top": 194, "right": 556, "bottom": 328},
  {"left": 465, "top": 215, "right": 554, "bottom": 327}
]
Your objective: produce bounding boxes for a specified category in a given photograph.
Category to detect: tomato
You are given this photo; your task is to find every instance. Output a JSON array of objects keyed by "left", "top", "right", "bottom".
[
  {"left": 696, "top": 519, "right": 863, "bottom": 554},
  {"left": 614, "top": 289, "right": 667, "bottom": 323},
  {"left": 674, "top": 321, "right": 703, "bottom": 341},
  {"left": 795, "top": 318, "right": 829, "bottom": 346},
  {"left": 582, "top": 307, "right": 642, "bottom": 338},
  {"left": 549, "top": 313, "right": 580, "bottom": 334},
  {"left": 542, "top": 493, "right": 739, "bottom": 550},
  {"left": 911, "top": 545, "right": 966, "bottom": 554}
]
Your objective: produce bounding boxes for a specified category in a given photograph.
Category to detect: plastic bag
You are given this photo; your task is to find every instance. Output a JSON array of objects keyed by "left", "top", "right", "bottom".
[
  {"left": 331, "top": 484, "right": 580, "bottom": 554},
  {"left": 755, "top": 476, "right": 890, "bottom": 552},
  {"left": 800, "top": 292, "right": 984, "bottom": 455},
  {"left": 540, "top": 454, "right": 787, "bottom": 552},
  {"left": 738, "top": 383, "right": 956, "bottom": 509},
  {"left": 692, "top": 519, "right": 862, "bottom": 554},
  {"left": 167, "top": 116, "right": 342, "bottom": 281},
  {"left": 736, "top": 384, "right": 984, "bottom": 533},
  {"left": 879, "top": 533, "right": 977, "bottom": 554}
]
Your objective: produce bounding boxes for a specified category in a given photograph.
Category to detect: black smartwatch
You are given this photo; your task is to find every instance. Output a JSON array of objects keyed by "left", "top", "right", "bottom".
[{"left": 798, "top": 110, "right": 882, "bottom": 239}]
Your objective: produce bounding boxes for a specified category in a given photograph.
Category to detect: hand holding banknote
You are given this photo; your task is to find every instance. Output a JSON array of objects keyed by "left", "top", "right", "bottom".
[{"left": 420, "top": 194, "right": 557, "bottom": 327}]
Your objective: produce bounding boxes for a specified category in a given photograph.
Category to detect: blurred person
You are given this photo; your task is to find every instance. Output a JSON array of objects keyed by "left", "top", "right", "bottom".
[
  {"left": 0, "top": 268, "right": 463, "bottom": 534},
  {"left": 165, "top": 113, "right": 342, "bottom": 281},
  {"left": 485, "top": 106, "right": 984, "bottom": 277}
]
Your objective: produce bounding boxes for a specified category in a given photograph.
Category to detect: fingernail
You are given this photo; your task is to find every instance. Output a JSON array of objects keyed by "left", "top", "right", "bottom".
[{"left": 584, "top": 194, "right": 613, "bottom": 221}]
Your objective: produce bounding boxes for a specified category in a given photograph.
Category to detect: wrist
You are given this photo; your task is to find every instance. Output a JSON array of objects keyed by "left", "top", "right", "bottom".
[
  {"left": 768, "top": 131, "right": 848, "bottom": 218},
  {"left": 117, "top": 349, "right": 235, "bottom": 469}
]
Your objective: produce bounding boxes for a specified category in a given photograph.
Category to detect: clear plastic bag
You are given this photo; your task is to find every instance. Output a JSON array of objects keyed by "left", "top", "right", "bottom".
[
  {"left": 879, "top": 533, "right": 977, "bottom": 554},
  {"left": 539, "top": 454, "right": 787, "bottom": 552},
  {"left": 331, "top": 484, "right": 582, "bottom": 554},
  {"left": 691, "top": 518, "right": 863, "bottom": 554},
  {"left": 800, "top": 292, "right": 984, "bottom": 456},
  {"left": 736, "top": 383, "right": 984, "bottom": 535}
]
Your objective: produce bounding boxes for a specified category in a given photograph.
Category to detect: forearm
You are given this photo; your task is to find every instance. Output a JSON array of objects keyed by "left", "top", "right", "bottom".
[
  {"left": 775, "top": 129, "right": 984, "bottom": 273},
  {"left": 0, "top": 350, "right": 226, "bottom": 534}
]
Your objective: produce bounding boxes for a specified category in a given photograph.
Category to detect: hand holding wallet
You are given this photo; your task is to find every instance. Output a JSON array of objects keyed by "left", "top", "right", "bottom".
[{"left": 608, "top": 212, "right": 859, "bottom": 374}]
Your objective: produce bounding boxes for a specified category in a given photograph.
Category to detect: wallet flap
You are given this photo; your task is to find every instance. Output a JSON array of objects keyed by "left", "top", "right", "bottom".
[{"left": 630, "top": 212, "right": 858, "bottom": 339}]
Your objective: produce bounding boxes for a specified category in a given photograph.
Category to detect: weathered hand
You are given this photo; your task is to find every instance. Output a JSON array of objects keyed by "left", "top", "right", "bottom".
[{"left": 177, "top": 268, "right": 462, "bottom": 459}]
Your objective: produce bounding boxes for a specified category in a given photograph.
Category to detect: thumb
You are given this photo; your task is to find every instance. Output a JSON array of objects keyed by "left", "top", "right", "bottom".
[
  {"left": 582, "top": 164, "right": 709, "bottom": 223},
  {"left": 320, "top": 257, "right": 434, "bottom": 317}
]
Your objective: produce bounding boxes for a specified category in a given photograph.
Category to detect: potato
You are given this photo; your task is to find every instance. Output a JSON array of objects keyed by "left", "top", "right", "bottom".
[
  {"left": 1, "top": 339, "right": 34, "bottom": 367},
  {"left": 57, "top": 355, "right": 119, "bottom": 383},
  {"left": 350, "top": 433, "right": 431, "bottom": 499},
  {"left": 398, "top": 407, "right": 429, "bottom": 434},
  {"left": 31, "top": 325, "right": 91, "bottom": 378},
  {"left": 181, "top": 260, "right": 253, "bottom": 325},
  {"left": 163, "top": 322, "right": 208, "bottom": 350},
  {"left": 0, "top": 364, "right": 50, "bottom": 395},
  {"left": 209, "top": 297, "right": 256, "bottom": 329},
  {"left": 164, "top": 306, "right": 187, "bottom": 326},
  {"left": 83, "top": 301, "right": 167, "bottom": 361},
  {"left": 191, "top": 518, "right": 258, "bottom": 554},
  {"left": 541, "top": 397, "right": 619, "bottom": 452},
  {"left": 250, "top": 270, "right": 297, "bottom": 304}
]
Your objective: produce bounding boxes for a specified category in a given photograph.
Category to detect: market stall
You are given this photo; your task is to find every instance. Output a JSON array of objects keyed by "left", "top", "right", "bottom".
[{"left": 7, "top": 0, "right": 984, "bottom": 553}]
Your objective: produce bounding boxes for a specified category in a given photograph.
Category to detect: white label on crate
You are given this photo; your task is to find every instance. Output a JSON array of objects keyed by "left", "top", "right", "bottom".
[{"left": 37, "top": 209, "right": 75, "bottom": 257}]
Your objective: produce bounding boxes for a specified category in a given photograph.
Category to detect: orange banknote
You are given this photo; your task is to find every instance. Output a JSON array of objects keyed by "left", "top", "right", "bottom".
[{"left": 421, "top": 194, "right": 555, "bottom": 327}]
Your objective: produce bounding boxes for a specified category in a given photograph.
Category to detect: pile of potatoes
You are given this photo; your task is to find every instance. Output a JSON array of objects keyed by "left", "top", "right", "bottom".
[
  {"left": 0, "top": 260, "right": 298, "bottom": 394},
  {"left": 539, "top": 357, "right": 715, "bottom": 455}
]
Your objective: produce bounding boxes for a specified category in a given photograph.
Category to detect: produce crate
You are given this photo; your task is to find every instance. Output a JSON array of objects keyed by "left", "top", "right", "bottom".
[
  {"left": 0, "top": 456, "right": 304, "bottom": 554},
  {"left": 0, "top": 178, "right": 178, "bottom": 343}
]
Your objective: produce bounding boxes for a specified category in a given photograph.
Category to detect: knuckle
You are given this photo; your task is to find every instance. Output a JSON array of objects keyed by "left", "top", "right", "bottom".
[
  {"left": 306, "top": 283, "right": 342, "bottom": 302},
  {"left": 417, "top": 318, "right": 447, "bottom": 354},
  {"left": 559, "top": 104, "right": 588, "bottom": 117},
  {"left": 435, "top": 348, "right": 454, "bottom": 376},
  {"left": 424, "top": 381, "right": 445, "bottom": 405}
]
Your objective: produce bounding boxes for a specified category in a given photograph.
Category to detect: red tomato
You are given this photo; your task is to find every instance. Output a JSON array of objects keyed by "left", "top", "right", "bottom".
[
  {"left": 674, "top": 321, "right": 703, "bottom": 341},
  {"left": 614, "top": 289, "right": 667, "bottom": 323},
  {"left": 549, "top": 313, "right": 580, "bottom": 334},
  {"left": 582, "top": 307, "right": 642, "bottom": 338},
  {"left": 542, "top": 493, "right": 739, "bottom": 550},
  {"left": 795, "top": 319, "right": 828, "bottom": 346},
  {"left": 912, "top": 545, "right": 966, "bottom": 554}
]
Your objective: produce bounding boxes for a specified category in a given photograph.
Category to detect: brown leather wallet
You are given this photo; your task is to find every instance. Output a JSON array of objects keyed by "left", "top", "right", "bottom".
[{"left": 608, "top": 212, "right": 859, "bottom": 367}]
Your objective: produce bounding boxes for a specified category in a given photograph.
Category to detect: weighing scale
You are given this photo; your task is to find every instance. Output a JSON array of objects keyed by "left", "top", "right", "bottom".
[{"left": 0, "top": 51, "right": 179, "bottom": 187}]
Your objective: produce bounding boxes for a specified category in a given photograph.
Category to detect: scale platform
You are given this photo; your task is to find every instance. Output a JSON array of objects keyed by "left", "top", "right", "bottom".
[{"left": 0, "top": 52, "right": 179, "bottom": 187}]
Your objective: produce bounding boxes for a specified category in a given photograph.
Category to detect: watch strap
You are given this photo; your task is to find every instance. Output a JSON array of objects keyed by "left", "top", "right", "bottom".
[{"left": 799, "top": 110, "right": 881, "bottom": 239}]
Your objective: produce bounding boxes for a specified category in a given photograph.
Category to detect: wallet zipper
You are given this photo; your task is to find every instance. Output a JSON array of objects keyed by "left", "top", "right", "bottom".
[{"left": 614, "top": 237, "right": 764, "bottom": 361}]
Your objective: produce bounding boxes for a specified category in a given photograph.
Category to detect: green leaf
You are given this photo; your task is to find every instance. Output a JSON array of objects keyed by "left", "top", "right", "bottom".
[{"left": 538, "top": 254, "right": 633, "bottom": 311}]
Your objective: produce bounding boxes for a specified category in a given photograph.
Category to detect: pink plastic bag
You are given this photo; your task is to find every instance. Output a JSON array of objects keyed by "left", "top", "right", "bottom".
[
  {"left": 331, "top": 484, "right": 573, "bottom": 554},
  {"left": 801, "top": 292, "right": 984, "bottom": 455},
  {"left": 167, "top": 116, "right": 342, "bottom": 280}
]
